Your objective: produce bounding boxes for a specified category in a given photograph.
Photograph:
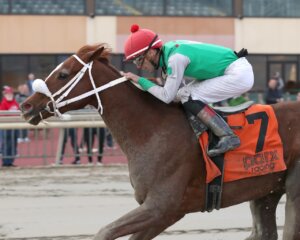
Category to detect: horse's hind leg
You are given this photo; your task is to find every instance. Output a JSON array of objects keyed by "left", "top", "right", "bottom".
[
  {"left": 129, "top": 214, "right": 184, "bottom": 240},
  {"left": 283, "top": 161, "right": 300, "bottom": 240},
  {"left": 246, "top": 191, "right": 283, "bottom": 240}
]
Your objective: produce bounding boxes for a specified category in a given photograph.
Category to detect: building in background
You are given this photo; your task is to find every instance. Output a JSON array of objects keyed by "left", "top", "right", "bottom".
[{"left": 0, "top": 0, "right": 300, "bottom": 95}]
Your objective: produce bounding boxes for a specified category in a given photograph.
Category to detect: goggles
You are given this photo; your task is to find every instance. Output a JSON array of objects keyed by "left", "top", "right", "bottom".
[
  {"left": 132, "top": 34, "right": 158, "bottom": 67},
  {"left": 133, "top": 54, "right": 146, "bottom": 67}
]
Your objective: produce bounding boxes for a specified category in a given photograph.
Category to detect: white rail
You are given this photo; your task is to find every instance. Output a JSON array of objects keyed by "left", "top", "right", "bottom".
[
  {"left": 0, "top": 110, "right": 118, "bottom": 166},
  {"left": 0, "top": 110, "right": 106, "bottom": 129}
]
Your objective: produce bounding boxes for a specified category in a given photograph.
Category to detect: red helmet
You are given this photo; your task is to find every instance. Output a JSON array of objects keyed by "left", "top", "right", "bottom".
[{"left": 124, "top": 24, "right": 163, "bottom": 61}]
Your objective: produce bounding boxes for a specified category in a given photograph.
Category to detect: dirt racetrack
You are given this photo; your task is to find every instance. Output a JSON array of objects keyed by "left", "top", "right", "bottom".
[{"left": 0, "top": 165, "right": 285, "bottom": 240}]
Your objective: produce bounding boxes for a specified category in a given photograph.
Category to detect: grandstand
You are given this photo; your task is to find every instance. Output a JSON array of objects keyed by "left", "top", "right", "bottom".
[
  {"left": 95, "top": 0, "right": 134, "bottom": 16},
  {"left": 244, "top": 0, "right": 300, "bottom": 17},
  {"left": 0, "top": 0, "right": 85, "bottom": 14},
  {"left": 0, "top": 0, "right": 300, "bottom": 99},
  {"left": 0, "top": 0, "right": 233, "bottom": 16},
  {"left": 1, "top": 0, "right": 300, "bottom": 17}
]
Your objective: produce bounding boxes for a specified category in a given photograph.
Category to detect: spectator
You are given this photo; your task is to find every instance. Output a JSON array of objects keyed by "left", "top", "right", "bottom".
[
  {"left": 59, "top": 128, "right": 80, "bottom": 165},
  {"left": 27, "top": 73, "right": 35, "bottom": 96},
  {"left": 265, "top": 78, "right": 284, "bottom": 104},
  {"left": 15, "top": 84, "right": 30, "bottom": 143},
  {"left": 273, "top": 71, "right": 285, "bottom": 95},
  {"left": 105, "top": 129, "right": 115, "bottom": 149},
  {"left": 296, "top": 92, "right": 300, "bottom": 102},
  {"left": 0, "top": 86, "right": 19, "bottom": 167},
  {"left": 80, "top": 128, "right": 105, "bottom": 164}
]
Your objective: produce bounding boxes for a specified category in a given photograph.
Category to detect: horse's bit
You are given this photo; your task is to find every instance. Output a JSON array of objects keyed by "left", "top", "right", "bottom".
[{"left": 33, "top": 55, "right": 128, "bottom": 120}]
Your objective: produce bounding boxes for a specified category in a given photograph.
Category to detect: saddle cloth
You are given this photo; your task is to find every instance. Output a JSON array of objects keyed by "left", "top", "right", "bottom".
[{"left": 199, "top": 104, "right": 287, "bottom": 183}]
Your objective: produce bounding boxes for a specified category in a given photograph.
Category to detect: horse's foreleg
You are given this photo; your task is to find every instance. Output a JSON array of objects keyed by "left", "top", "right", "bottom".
[
  {"left": 245, "top": 192, "right": 283, "bottom": 240},
  {"left": 128, "top": 214, "right": 184, "bottom": 240},
  {"left": 283, "top": 161, "right": 300, "bottom": 240},
  {"left": 93, "top": 202, "right": 180, "bottom": 240},
  {"left": 93, "top": 164, "right": 193, "bottom": 240}
]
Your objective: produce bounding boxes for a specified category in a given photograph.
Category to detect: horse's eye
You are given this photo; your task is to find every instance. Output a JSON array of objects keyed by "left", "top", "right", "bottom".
[{"left": 58, "top": 72, "right": 69, "bottom": 80}]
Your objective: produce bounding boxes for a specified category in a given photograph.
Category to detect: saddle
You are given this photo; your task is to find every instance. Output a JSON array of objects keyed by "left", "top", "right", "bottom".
[
  {"left": 186, "top": 101, "right": 254, "bottom": 212},
  {"left": 186, "top": 101, "right": 286, "bottom": 212},
  {"left": 186, "top": 101, "right": 255, "bottom": 137}
]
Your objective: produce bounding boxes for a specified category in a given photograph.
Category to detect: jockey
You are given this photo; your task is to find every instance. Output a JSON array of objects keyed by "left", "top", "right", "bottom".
[{"left": 122, "top": 24, "right": 254, "bottom": 157}]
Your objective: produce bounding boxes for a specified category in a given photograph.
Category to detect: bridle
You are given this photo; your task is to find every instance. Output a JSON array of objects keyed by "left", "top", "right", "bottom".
[{"left": 33, "top": 54, "right": 128, "bottom": 120}]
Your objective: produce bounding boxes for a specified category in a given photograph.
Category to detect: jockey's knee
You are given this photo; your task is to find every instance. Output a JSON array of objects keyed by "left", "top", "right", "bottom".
[
  {"left": 235, "top": 69, "right": 255, "bottom": 94},
  {"left": 177, "top": 87, "right": 191, "bottom": 103},
  {"left": 182, "top": 98, "right": 206, "bottom": 115}
]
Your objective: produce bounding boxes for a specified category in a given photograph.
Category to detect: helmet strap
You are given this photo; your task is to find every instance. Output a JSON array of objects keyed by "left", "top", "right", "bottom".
[
  {"left": 150, "top": 48, "right": 162, "bottom": 70},
  {"left": 147, "top": 35, "right": 158, "bottom": 51},
  {"left": 137, "top": 34, "right": 159, "bottom": 68},
  {"left": 149, "top": 58, "right": 158, "bottom": 69}
]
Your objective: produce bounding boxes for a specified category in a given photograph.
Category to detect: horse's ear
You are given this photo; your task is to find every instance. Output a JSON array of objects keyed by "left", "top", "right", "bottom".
[{"left": 87, "top": 46, "right": 105, "bottom": 62}]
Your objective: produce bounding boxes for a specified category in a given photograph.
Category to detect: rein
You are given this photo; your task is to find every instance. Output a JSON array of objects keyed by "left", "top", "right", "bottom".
[{"left": 32, "top": 55, "right": 128, "bottom": 119}]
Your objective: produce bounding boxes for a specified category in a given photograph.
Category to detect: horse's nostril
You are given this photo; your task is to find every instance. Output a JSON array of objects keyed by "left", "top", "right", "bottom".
[{"left": 21, "top": 103, "right": 32, "bottom": 112}]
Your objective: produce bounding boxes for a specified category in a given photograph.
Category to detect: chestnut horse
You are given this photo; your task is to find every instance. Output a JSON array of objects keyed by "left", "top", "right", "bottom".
[{"left": 20, "top": 44, "right": 300, "bottom": 240}]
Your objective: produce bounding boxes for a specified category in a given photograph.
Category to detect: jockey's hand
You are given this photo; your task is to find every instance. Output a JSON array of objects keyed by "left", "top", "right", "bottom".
[{"left": 122, "top": 72, "right": 140, "bottom": 83}]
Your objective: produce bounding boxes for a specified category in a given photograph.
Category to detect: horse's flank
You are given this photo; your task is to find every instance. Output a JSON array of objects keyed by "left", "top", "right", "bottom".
[{"left": 274, "top": 101, "right": 300, "bottom": 167}]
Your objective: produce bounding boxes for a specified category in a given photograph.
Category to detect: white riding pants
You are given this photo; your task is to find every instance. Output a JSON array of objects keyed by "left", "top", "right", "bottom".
[{"left": 177, "top": 57, "right": 254, "bottom": 104}]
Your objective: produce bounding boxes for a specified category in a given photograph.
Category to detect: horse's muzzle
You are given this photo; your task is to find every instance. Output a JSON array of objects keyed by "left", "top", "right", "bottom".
[
  {"left": 20, "top": 102, "right": 33, "bottom": 114},
  {"left": 20, "top": 102, "right": 44, "bottom": 125}
]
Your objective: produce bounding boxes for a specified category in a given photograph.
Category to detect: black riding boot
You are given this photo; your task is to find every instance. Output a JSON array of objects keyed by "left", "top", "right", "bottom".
[{"left": 183, "top": 100, "right": 240, "bottom": 157}]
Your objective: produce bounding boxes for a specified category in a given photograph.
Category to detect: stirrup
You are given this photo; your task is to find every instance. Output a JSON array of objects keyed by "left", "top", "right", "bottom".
[{"left": 207, "top": 135, "right": 240, "bottom": 157}]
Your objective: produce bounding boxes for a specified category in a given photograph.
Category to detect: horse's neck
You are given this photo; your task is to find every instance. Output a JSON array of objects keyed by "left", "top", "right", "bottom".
[
  {"left": 99, "top": 81, "right": 182, "bottom": 157},
  {"left": 95, "top": 65, "right": 205, "bottom": 194},
  {"left": 92, "top": 62, "right": 194, "bottom": 165},
  {"left": 101, "top": 82, "right": 160, "bottom": 136}
]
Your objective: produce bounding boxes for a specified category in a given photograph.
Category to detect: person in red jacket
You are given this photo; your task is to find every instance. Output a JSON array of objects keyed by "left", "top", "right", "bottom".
[{"left": 0, "top": 86, "right": 19, "bottom": 167}]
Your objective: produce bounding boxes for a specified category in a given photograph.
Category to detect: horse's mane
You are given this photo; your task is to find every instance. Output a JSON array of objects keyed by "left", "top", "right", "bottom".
[{"left": 77, "top": 43, "right": 121, "bottom": 76}]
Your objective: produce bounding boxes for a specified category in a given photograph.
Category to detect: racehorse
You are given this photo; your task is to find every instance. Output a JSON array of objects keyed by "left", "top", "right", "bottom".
[{"left": 20, "top": 44, "right": 300, "bottom": 240}]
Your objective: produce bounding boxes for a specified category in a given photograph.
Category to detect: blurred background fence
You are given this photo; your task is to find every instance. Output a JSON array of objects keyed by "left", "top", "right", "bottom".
[{"left": 0, "top": 109, "right": 126, "bottom": 167}]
